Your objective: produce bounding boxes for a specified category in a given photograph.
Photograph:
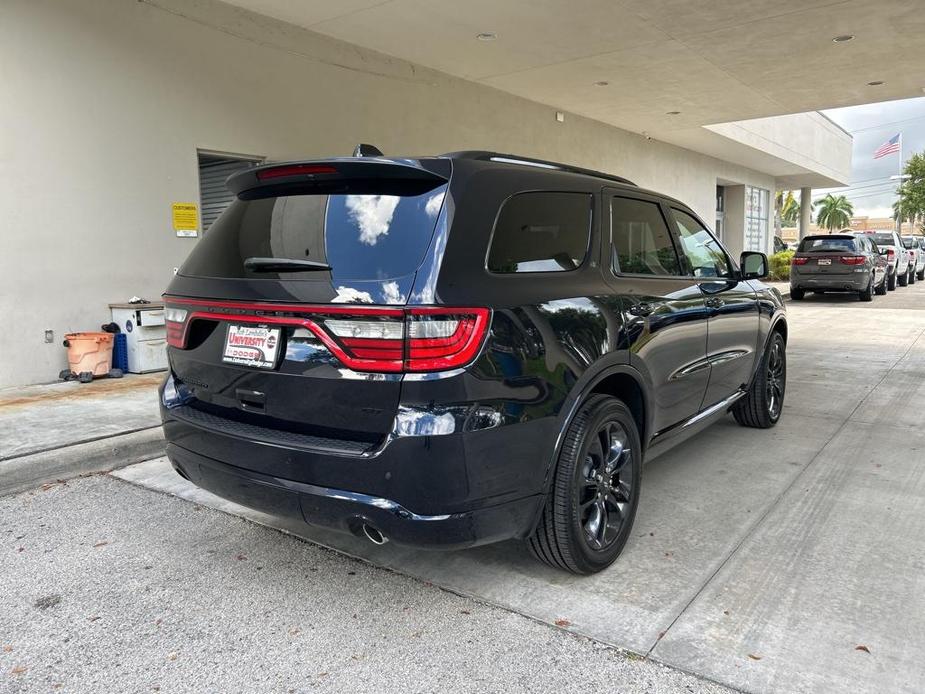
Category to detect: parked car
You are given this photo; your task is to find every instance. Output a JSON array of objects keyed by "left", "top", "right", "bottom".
[
  {"left": 902, "top": 236, "right": 925, "bottom": 282},
  {"left": 863, "top": 231, "right": 911, "bottom": 289},
  {"left": 790, "top": 234, "right": 887, "bottom": 301},
  {"left": 160, "top": 151, "right": 787, "bottom": 575}
]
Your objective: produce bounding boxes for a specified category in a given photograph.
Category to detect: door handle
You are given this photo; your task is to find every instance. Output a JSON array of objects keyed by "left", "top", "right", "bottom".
[
  {"left": 704, "top": 297, "right": 725, "bottom": 309},
  {"left": 627, "top": 302, "right": 655, "bottom": 317}
]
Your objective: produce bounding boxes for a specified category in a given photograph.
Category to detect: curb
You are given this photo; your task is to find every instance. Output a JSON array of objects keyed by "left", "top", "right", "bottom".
[{"left": 0, "top": 427, "right": 166, "bottom": 497}]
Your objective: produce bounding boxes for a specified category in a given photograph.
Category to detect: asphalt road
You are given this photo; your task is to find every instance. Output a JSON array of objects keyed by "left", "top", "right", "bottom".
[{"left": 0, "top": 476, "right": 730, "bottom": 693}]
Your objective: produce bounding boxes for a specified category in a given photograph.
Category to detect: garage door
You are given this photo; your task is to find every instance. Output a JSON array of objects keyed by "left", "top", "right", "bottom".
[{"left": 198, "top": 152, "right": 262, "bottom": 232}]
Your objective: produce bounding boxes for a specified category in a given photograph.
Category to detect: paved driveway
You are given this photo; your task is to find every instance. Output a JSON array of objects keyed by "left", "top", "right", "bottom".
[{"left": 6, "top": 283, "right": 925, "bottom": 692}]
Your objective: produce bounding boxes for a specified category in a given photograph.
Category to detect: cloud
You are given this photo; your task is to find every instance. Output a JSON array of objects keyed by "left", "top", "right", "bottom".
[
  {"left": 380, "top": 281, "right": 403, "bottom": 305},
  {"left": 345, "top": 195, "right": 400, "bottom": 245},
  {"left": 425, "top": 191, "right": 445, "bottom": 218},
  {"left": 332, "top": 286, "right": 374, "bottom": 304}
]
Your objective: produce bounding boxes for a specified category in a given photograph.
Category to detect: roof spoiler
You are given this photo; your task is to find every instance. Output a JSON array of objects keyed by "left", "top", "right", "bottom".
[{"left": 227, "top": 158, "right": 449, "bottom": 199}]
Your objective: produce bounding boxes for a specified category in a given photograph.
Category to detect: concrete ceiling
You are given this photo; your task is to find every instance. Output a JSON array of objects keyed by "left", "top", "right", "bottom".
[{"left": 225, "top": 0, "right": 925, "bottom": 138}]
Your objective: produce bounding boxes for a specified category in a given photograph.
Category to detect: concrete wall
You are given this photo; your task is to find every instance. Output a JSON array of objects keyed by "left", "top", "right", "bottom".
[{"left": 0, "top": 0, "right": 775, "bottom": 389}]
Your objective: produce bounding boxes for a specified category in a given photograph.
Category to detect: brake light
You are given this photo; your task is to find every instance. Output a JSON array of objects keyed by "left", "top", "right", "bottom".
[
  {"left": 840, "top": 256, "right": 865, "bottom": 265},
  {"left": 163, "top": 300, "right": 490, "bottom": 373},
  {"left": 256, "top": 164, "right": 338, "bottom": 180},
  {"left": 887, "top": 248, "right": 895, "bottom": 260},
  {"left": 792, "top": 257, "right": 809, "bottom": 265}
]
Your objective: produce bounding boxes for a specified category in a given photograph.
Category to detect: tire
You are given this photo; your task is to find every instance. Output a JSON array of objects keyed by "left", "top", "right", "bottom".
[
  {"left": 898, "top": 268, "right": 908, "bottom": 287},
  {"left": 859, "top": 278, "right": 873, "bottom": 302},
  {"left": 910, "top": 269, "right": 917, "bottom": 285},
  {"left": 876, "top": 275, "right": 888, "bottom": 296},
  {"left": 790, "top": 287, "right": 805, "bottom": 301},
  {"left": 733, "top": 331, "right": 786, "bottom": 429},
  {"left": 918, "top": 269, "right": 924, "bottom": 281},
  {"left": 527, "top": 394, "right": 641, "bottom": 575},
  {"left": 888, "top": 270, "right": 897, "bottom": 291}
]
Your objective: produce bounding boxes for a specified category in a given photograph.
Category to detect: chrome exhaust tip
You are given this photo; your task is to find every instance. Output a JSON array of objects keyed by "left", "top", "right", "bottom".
[{"left": 361, "top": 523, "right": 387, "bottom": 545}]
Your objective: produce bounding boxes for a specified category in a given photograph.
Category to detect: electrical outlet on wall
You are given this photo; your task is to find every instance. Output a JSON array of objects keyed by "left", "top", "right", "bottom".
[{"left": 44, "top": 330, "right": 54, "bottom": 344}]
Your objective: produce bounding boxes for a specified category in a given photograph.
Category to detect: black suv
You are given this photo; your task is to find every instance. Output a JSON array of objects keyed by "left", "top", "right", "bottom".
[{"left": 161, "top": 151, "right": 787, "bottom": 574}]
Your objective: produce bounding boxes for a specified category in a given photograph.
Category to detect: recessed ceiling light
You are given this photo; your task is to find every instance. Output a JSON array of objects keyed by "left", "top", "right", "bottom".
[
  {"left": 832, "top": 34, "right": 855, "bottom": 43},
  {"left": 476, "top": 32, "right": 497, "bottom": 41},
  {"left": 867, "top": 80, "right": 885, "bottom": 86},
  {"left": 666, "top": 110, "right": 681, "bottom": 115},
  {"left": 594, "top": 81, "right": 610, "bottom": 87}
]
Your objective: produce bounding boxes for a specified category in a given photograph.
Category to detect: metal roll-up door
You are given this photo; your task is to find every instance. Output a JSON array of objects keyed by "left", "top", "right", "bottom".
[{"left": 198, "top": 154, "right": 262, "bottom": 232}]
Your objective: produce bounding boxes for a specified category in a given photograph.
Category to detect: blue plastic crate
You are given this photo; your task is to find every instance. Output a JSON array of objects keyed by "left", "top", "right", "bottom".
[{"left": 112, "top": 333, "right": 128, "bottom": 372}]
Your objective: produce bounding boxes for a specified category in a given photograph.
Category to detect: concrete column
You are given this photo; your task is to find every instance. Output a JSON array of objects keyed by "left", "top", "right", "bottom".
[{"left": 799, "top": 187, "right": 812, "bottom": 240}]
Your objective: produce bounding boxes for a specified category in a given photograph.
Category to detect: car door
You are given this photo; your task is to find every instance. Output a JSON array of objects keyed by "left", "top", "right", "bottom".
[
  {"left": 603, "top": 190, "right": 711, "bottom": 434},
  {"left": 669, "top": 207, "right": 760, "bottom": 408}
]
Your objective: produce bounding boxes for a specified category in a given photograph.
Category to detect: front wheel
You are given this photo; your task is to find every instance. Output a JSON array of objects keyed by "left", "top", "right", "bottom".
[
  {"left": 888, "top": 271, "right": 897, "bottom": 291},
  {"left": 527, "top": 394, "right": 641, "bottom": 575},
  {"left": 876, "top": 275, "right": 888, "bottom": 296},
  {"left": 898, "top": 268, "right": 908, "bottom": 287},
  {"left": 733, "top": 331, "right": 786, "bottom": 429},
  {"left": 910, "top": 268, "right": 917, "bottom": 285},
  {"left": 918, "top": 269, "right": 924, "bottom": 281}
]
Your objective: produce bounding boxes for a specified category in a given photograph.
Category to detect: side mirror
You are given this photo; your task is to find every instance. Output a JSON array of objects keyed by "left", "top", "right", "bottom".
[{"left": 740, "top": 251, "right": 768, "bottom": 280}]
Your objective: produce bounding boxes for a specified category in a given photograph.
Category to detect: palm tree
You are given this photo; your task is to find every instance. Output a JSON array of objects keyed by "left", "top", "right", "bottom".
[{"left": 813, "top": 194, "right": 853, "bottom": 232}]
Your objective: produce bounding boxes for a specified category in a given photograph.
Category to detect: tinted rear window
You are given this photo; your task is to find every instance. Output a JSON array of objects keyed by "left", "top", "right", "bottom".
[
  {"left": 868, "top": 233, "right": 896, "bottom": 247},
  {"left": 798, "top": 237, "right": 856, "bottom": 253},
  {"left": 487, "top": 192, "right": 592, "bottom": 273},
  {"left": 902, "top": 237, "right": 915, "bottom": 249},
  {"left": 179, "top": 186, "right": 447, "bottom": 281}
]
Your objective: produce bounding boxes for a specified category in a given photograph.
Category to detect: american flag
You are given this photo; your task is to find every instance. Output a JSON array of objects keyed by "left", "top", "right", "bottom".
[{"left": 873, "top": 133, "right": 901, "bottom": 159}]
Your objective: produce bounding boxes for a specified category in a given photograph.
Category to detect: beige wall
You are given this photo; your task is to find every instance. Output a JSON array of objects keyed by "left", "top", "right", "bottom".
[{"left": 0, "top": 0, "right": 775, "bottom": 389}]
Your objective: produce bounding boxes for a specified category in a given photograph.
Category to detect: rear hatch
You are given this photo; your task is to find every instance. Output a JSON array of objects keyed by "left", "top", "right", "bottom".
[
  {"left": 792, "top": 235, "right": 861, "bottom": 275},
  {"left": 163, "top": 159, "right": 476, "bottom": 451}
]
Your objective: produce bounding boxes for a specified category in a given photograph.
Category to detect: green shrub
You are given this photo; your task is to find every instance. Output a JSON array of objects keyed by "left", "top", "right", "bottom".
[{"left": 768, "top": 250, "right": 795, "bottom": 281}]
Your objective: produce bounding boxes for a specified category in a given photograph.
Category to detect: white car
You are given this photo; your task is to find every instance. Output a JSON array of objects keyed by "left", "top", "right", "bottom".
[
  {"left": 902, "top": 236, "right": 925, "bottom": 282},
  {"left": 865, "top": 231, "right": 911, "bottom": 290}
]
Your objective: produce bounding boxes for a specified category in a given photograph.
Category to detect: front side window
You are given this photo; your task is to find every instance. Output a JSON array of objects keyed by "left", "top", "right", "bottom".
[
  {"left": 487, "top": 192, "right": 592, "bottom": 273},
  {"left": 611, "top": 197, "right": 681, "bottom": 276},
  {"left": 672, "top": 209, "right": 732, "bottom": 278}
]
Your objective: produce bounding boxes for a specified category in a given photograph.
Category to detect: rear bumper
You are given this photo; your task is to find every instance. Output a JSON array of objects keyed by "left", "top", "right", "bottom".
[
  {"left": 791, "top": 272, "right": 870, "bottom": 291},
  {"left": 166, "top": 442, "right": 541, "bottom": 549}
]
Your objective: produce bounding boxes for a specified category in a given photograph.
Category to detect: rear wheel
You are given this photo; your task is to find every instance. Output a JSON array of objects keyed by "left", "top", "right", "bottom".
[
  {"left": 918, "top": 269, "right": 924, "bottom": 281},
  {"left": 528, "top": 394, "right": 641, "bottom": 575},
  {"left": 888, "top": 270, "right": 897, "bottom": 291},
  {"left": 790, "top": 287, "right": 804, "bottom": 300},
  {"left": 876, "top": 274, "right": 888, "bottom": 295},
  {"left": 910, "top": 268, "right": 917, "bottom": 285},
  {"left": 859, "top": 278, "right": 873, "bottom": 302},
  {"left": 733, "top": 331, "right": 786, "bottom": 429},
  {"left": 898, "top": 268, "right": 908, "bottom": 287}
]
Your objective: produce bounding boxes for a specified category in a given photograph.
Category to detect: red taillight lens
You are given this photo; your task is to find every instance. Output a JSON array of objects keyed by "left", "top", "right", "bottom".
[
  {"left": 840, "top": 256, "right": 865, "bottom": 265},
  {"left": 887, "top": 248, "right": 895, "bottom": 259},
  {"left": 256, "top": 164, "right": 338, "bottom": 180},
  {"left": 164, "top": 300, "right": 490, "bottom": 373},
  {"left": 405, "top": 308, "right": 491, "bottom": 372},
  {"left": 792, "top": 257, "right": 809, "bottom": 265}
]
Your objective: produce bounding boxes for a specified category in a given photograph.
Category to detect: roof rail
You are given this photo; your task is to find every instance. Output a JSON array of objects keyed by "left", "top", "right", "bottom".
[{"left": 441, "top": 151, "right": 636, "bottom": 186}]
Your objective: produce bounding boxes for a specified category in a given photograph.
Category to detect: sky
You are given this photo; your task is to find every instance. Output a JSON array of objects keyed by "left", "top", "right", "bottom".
[{"left": 814, "top": 96, "right": 925, "bottom": 218}]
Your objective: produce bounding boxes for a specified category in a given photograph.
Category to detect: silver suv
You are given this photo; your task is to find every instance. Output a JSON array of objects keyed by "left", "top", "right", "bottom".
[{"left": 902, "top": 236, "right": 925, "bottom": 282}]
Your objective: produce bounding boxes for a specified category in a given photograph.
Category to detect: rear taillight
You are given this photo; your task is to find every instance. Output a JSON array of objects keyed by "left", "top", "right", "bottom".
[
  {"left": 163, "top": 300, "right": 490, "bottom": 373},
  {"left": 165, "top": 307, "right": 188, "bottom": 348},
  {"left": 792, "top": 257, "right": 809, "bottom": 265},
  {"left": 887, "top": 248, "right": 895, "bottom": 260},
  {"left": 840, "top": 256, "right": 865, "bottom": 265}
]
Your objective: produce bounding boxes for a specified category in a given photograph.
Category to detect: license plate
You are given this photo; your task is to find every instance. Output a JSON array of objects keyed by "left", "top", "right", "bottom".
[
  {"left": 222, "top": 324, "right": 281, "bottom": 369},
  {"left": 817, "top": 258, "right": 831, "bottom": 265}
]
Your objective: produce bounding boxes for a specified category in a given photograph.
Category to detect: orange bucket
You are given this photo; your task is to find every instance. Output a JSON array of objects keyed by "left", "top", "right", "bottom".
[{"left": 63, "top": 332, "right": 114, "bottom": 377}]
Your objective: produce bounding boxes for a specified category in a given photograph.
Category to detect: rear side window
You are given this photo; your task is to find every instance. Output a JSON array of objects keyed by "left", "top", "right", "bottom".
[
  {"left": 487, "top": 192, "right": 592, "bottom": 273},
  {"left": 798, "top": 237, "right": 857, "bottom": 253},
  {"left": 179, "top": 185, "right": 447, "bottom": 281},
  {"left": 611, "top": 197, "right": 680, "bottom": 276}
]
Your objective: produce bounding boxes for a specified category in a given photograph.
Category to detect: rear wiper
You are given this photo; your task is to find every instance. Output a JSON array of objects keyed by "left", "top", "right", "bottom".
[{"left": 244, "top": 257, "right": 332, "bottom": 273}]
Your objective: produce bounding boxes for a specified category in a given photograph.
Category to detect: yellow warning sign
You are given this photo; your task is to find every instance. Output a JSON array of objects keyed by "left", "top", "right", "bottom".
[{"left": 172, "top": 202, "right": 199, "bottom": 238}]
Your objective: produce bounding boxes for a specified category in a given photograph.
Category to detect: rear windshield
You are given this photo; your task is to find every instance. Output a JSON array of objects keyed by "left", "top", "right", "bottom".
[
  {"left": 902, "top": 237, "right": 915, "bottom": 249},
  {"left": 868, "top": 233, "right": 896, "bottom": 247},
  {"left": 798, "top": 237, "right": 856, "bottom": 253},
  {"left": 179, "top": 186, "right": 447, "bottom": 281}
]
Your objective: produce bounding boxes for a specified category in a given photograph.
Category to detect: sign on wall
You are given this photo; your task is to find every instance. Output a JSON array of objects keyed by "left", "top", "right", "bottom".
[{"left": 172, "top": 202, "right": 199, "bottom": 238}]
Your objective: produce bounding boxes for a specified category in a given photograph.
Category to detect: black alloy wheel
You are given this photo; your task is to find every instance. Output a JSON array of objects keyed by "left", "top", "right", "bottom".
[
  {"left": 733, "top": 331, "right": 786, "bottom": 429},
  {"left": 528, "top": 394, "right": 641, "bottom": 574}
]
